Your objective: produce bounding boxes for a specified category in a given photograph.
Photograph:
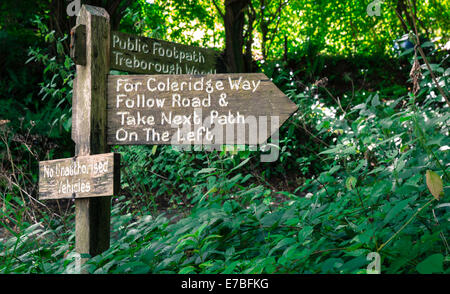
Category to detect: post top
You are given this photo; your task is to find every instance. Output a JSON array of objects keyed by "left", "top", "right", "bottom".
[{"left": 80, "top": 4, "right": 109, "bottom": 19}]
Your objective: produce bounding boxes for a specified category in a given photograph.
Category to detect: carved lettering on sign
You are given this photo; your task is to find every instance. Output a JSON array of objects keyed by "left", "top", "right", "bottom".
[
  {"left": 110, "top": 31, "right": 218, "bottom": 75},
  {"left": 39, "top": 153, "right": 120, "bottom": 200},
  {"left": 107, "top": 74, "right": 298, "bottom": 146}
]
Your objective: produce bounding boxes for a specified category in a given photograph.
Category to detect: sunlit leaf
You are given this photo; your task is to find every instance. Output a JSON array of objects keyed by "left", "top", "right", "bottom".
[
  {"left": 426, "top": 170, "right": 443, "bottom": 200},
  {"left": 346, "top": 176, "right": 357, "bottom": 190}
]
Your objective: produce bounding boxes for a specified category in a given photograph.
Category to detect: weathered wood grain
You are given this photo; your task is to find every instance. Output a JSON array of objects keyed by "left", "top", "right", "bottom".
[
  {"left": 72, "top": 4, "right": 112, "bottom": 259},
  {"left": 106, "top": 73, "right": 298, "bottom": 145},
  {"left": 39, "top": 153, "right": 120, "bottom": 200},
  {"left": 72, "top": 5, "right": 109, "bottom": 156},
  {"left": 110, "top": 31, "right": 219, "bottom": 75}
]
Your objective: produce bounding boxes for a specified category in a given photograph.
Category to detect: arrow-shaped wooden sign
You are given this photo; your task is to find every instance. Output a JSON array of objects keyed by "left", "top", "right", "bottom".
[
  {"left": 107, "top": 73, "right": 298, "bottom": 145},
  {"left": 110, "top": 31, "right": 219, "bottom": 75}
]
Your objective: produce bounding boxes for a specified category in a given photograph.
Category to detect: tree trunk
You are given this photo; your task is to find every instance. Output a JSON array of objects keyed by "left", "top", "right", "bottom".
[{"left": 223, "top": 0, "right": 250, "bottom": 73}]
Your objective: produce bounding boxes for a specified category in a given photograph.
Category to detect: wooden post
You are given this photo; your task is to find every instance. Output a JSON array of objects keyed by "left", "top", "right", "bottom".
[{"left": 71, "top": 5, "right": 111, "bottom": 268}]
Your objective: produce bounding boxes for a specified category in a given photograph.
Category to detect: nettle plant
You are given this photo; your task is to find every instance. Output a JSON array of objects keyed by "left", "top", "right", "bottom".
[
  {"left": 26, "top": 16, "right": 74, "bottom": 138},
  {"left": 311, "top": 53, "right": 449, "bottom": 272},
  {"left": 74, "top": 50, "right": 447, "bottom": 274}
]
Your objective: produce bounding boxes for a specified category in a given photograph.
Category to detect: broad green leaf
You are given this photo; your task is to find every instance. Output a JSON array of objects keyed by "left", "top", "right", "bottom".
[
  {"left": 222, "top": 261, "right": 240, "bottom": 274},
  {"left": 199, "top": 186, "right": 218, "bottom": 202},
  {"left": 416, "top": 254, "right": 444, "bottom": 274},
  {"left": 399, "top": 47, "right": 414, "bottom": 56},
  {"left": 321, "top": 258, "right": 344, "bottom": 273},
  {"left": 353, "top": 160, "right": 367, "bottom": 173},
  {"left": 179, "top": 266, "right": 197, "bottom": 274},
  {"left": 328, "top": 165, "right": 341, "bottom": 175},
  {"left": 420, "top": 41, "right": 434, "bottom": 48},
  {"left": 371, "top": 94, "right": 380, "bottom": 107},
  {"left": 201, "top": 234, "right": 221, "bottom": 244},
  {"left": 174, "top": 238, "right": 196, "bottom": 253},
  {"left": 196, "top": 168, "right": 217, "bottom": 175},
  {"left": 268, "top": 238, "right": 296, "bottom": 256},
  {"left": 230, "top": 157, "right": 251, "bottom": 172},
  {"left": 319, "top": 146, "right": 341, "bottom": 155},
  {"left": 352, "top": 103, "right": 366, "bottom": 110},
  {"left": 282, "top": 244, "right": 300, "bottom": 259},
  {"left": 340, "top": 256, "right": 368, "bottom": 273},
  {"left": 298, "top": 226, "right": 314, "bottom": 243},
  {"left": 379, "top": 118, "right": 393, "bottom": 129},
  {"left": 260, "top": 211, "right": 282, "bottom": 228},
  {"left": 384, "top": 199, "right": 410, "bottom": 224}
]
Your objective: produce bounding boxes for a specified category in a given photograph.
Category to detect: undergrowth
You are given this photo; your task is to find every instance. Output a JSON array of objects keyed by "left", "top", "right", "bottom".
[{"left": 0, "top": 17, "right": 449, "bottom": 274}]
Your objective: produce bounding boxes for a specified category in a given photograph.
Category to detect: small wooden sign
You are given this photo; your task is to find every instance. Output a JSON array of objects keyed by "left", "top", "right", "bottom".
[
  {"left": 39, "top": 153, "right": 120, "bottom": 200},
  {"left": 107, "top": 73, "right": 298, "bottom": 145},
  {"left": 110, "top": 31, "right": 218, "bottom": 75}
]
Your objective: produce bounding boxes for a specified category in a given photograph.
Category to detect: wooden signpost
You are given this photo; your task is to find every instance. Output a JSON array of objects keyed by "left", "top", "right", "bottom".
[{"left": 38, "top": 4, "right": 298, "bottom": 272}]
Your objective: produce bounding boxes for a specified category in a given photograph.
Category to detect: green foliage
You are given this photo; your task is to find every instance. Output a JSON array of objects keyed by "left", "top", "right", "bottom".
[
  {"left": 122, "top": 0, "right": 449, "bottom": 59},
  {"left": 1, "top": 0, "right": 449, "bottom": 275},
  {"left": 3, "top": 47, "right": 448, "bottom": 273},
  {"left": 0, "top": 8, "right": 75, "bottom": 254},
  {"left": 25, "top": 16, "right": 74, "bottom": 136}
]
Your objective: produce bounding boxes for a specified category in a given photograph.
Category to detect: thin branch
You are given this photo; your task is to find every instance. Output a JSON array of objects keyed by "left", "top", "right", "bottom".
[
  {"left": 406, "top": 0, "right": 450, "bottom": 106},
  {"left": 265, "top": 0, "right": 286, "bottom": 56},
  {"left": 267, "top": 0, "right": 283, "bottom": 25},
  {"left": 212, "top": 0, "right": 225, "bottom": 20},
  {"left": 320, "top": 86, "right": 346, "bottom": 115},
  {"left": 388, "top": 0, "right": 449, "bottom": 106},
  {"left": 378, "top": 198, "right": 435, "bottom": 252},
  {"left": 296, "top": 120, "right": 330, "bottom": 147}
]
